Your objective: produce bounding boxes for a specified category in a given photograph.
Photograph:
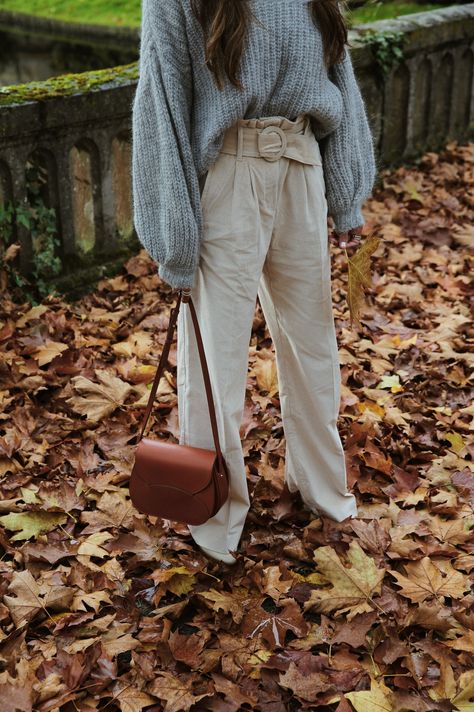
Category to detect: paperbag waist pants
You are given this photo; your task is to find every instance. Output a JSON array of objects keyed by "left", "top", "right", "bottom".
[{"left": 177, "top": 113, "right": 358, "bottom": 555}]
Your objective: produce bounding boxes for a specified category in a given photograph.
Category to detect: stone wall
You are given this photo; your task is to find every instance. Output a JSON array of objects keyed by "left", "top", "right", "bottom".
[
  {"left": 0, "top": 65, "right": 138, "bottom": 294},
  {"left": 353, "top": 4, "right": 474, "bottom": 162},
  {"left": 0, "top": 5, "right": 472, "bottom": 296}
]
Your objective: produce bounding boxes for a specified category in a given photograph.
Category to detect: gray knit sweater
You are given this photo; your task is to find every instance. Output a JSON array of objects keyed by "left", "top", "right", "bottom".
[{"left": 131, "top": 0, "right": 377, "bottom": 289}]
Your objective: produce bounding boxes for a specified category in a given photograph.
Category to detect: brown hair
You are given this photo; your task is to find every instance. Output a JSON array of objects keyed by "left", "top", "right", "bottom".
[{"left": 189, "top": 0, "right": 349, "bottom": 91}]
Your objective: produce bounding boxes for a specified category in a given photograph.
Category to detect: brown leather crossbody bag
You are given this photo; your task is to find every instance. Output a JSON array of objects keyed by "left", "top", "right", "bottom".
[{"left": 129, "top": 288, "right": 230, "bottom": 525}]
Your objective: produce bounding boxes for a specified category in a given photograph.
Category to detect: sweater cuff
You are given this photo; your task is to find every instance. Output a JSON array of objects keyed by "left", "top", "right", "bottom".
[
  {"left": 331, "top": 204, "right": 365, "bottom": 234},
  {"left": 158, "top": 263, "right": 196, "bottom": 289}
]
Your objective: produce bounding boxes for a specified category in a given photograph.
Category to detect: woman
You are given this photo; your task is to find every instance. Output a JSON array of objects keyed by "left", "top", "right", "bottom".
[{"left": 131, "top": 0, "right": 378, "bottom": 564}]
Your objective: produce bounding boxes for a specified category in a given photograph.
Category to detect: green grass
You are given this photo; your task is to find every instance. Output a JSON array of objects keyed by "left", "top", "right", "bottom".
[
  {"left": 0, "top": 0, "right": 141, "bottom": 27},
  {"left": 349, "top": 1, "right": 445, "bottom": 24},
  {"left": 0, "top": 0, "right": 448, "bottom": 28}
]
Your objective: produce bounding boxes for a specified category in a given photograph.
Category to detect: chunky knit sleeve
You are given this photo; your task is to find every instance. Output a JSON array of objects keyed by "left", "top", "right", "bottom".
[
  {"left": 319, "top": 46, "right": 377, "bottom": 234},
  {"left": 131, "top": 0, "right": 201, "bottom": 288}
]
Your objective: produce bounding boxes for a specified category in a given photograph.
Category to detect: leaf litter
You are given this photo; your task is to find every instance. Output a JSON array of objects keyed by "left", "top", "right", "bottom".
[{"left": 0, "top": 140, "right": 473, "bottom": 711}]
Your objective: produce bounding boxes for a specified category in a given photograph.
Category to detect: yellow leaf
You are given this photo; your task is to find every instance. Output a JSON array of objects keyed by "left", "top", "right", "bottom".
[
  {"left": 248, "top": 649, "right": 273, "bottom": 679},
  {"left": 445, "top": 431, "right": 465, "bottom": 454},
  {"left": 346, "top": 232, "right": 380, "bottom": 327},
  {"left": 358, "top": 401, "right": 385, "bottom": 417},
  {"left": 19, "top": 487, "right": 40, "bottom": 504},
  {"left": 149, "top": 565, "right": 197, "bottom": 596},
  {"left": 304, "top": 540, "right": 385, "bottom": 620},
  {"left": 77, "top": 531, "right": 114, "bottom": 558},
  {"left": 345, "top": 677, "right": 394, "bottom": 711},
  {"left": 254, "top": 356, "right": 279, "bottom": 397},
  {"left": 0, "top": 511, "right": 67, "bottom": 541},
  {"left": 453, "top": 670, "right": 474, "bottom": 711},
  {"left": 377, "top": 374, "right": 403, "bottom": 393},
  {"left": 401, "top": 177, "right": 424, "bottom": 202}
]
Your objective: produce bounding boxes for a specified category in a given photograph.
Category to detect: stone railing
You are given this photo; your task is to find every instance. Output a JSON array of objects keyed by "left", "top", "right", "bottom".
[
  {"left": 0, "top": 5, "right": 473, "bottom": 295},
  {"left": 352, "top": 4, "right": 474, "bottom": 163},
  {"left": 0, "top": 65, "right": 138, "bottom": 294}
]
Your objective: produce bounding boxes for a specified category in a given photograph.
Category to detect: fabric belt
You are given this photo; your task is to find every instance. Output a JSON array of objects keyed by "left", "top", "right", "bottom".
[{"left": 219, "top": 114, "right": 322, "bottom": 166}]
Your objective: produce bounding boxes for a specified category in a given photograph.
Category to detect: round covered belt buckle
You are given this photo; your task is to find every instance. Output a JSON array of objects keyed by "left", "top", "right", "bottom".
[{"left": 257, "top": 125, "right": 287, "bottom": 161}]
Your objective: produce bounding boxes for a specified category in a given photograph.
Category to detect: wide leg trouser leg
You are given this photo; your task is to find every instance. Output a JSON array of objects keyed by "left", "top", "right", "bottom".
[
  {"left": 177, "top": 152, "right": 271, "bottom": 553},
  {"left": 257, "top": 158, "right": 358, "bottom": 523}
]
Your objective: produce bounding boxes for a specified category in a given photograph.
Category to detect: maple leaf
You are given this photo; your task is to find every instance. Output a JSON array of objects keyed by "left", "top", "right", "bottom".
[
  {"left": 67, "top": 369, "right": 134, "bottom": 421},
  {"left": 278, "top": 660, "right": 333, "bottom": 702},
  {"left": 242, "top": 599, "right": 308, "bottom": 647},
  {"left": 32, "top": 340, "right": 69, "bottom": 366},
  {"left": 262, "top": 565, "right": 294, "bottom": 601},
  {"left": 253, "top": 350, "right": 279, "bottom": 397},
  {"left": 81, "top": 490, "right": 136, "bottom": 533},
  {"left": 148, "top": 671, "right": 208, "bottom": 712},
  {"left": 4, "top": 569, "right": 45, "bottom": 627},
  {"left": 1, "top": 140, "right": 472, "bottom": 710},
  {"left": 345, "top": 677, "right": 394, "bottom": 711},
  {"left": 150, "top": 565, "right": 197, "bottom": 597},
  {"left": 111, "top": 681, "right": 157, "bottom": 712},
  {"left": 330, "top": 611, "right": 379, "bottom": 648},
  {"left": 168, "top": 627, "right": 211, "bottom": 667},
  {"left": 0, "top": 658, "right": 36, "bottom": 712},
  {"left": 211, "top": 673, "right": 257, "bottom": 708},
  {"left": 112, "top": 330, "right": 154, "bottom": 359},
  {"left": 77, "top": 531, "right": 114, "bottom": 558},
  {"left": 304, "top": 541, "right": 385, "bottom": 620},
  {"left": 452, "top": 670, "right": 474, "bottom": 711},
  {"left": 445, "top": 630, "right": 474, "bottom": 652},
  {"left": 389, "top": 557, "right": 470, "bottom": 603},
  {"left": 198, "top": 587, "right": 252, "bottom": 624},
  {"left": 428, "top": 514, "right": 474, "bottom": 545},
  {"left": 214, "top": 632, "right": 273, "bottom": 680},
  {"left": 71, "top": 590, "right": 112, "bottom": 613},
  {"left": 0, "top": 511, "right": 67, "bottom": 542},
  {"left": 15, "top": 304, "right": 49, "bottom": 328},
  {"left": 427, "top": 659, "right": 457, "bottom": 702}
]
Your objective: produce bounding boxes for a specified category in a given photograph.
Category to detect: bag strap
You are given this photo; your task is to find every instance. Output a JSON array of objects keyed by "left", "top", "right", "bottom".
[{"left": 136, "top": 289, "right": 225, "bottom": 467}]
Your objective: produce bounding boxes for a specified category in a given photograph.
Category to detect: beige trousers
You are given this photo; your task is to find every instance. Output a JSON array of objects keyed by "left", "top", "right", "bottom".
[{"left": 177, "top": 113, "right": 358, "bottom": 555}]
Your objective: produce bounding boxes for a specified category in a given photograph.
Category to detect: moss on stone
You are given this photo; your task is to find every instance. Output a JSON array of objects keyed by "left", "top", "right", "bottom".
[{"left": 0, "top": 62, "right": 138, "bottom": 107}]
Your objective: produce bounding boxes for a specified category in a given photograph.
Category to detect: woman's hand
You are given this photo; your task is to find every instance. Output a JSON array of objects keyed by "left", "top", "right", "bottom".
[{"left": 329, "top": 225, "right": 364, "bottom": 252}]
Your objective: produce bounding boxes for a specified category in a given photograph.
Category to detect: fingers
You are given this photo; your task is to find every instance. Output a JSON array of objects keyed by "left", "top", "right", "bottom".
[
  {"left": 329, "top": 225, "right": 364, "bottom": 250},
  {"left": 329, "top": 231, "right": 359, "bottom": 249}
]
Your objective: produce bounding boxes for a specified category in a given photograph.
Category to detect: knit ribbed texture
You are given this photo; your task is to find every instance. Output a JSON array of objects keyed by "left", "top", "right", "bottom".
[{"left": 132, "top": 0, "right": 378, "bottom": 288}]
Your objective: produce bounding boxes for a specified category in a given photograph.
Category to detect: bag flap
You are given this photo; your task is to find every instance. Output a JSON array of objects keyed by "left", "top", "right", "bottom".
[{"left": 131, "top": 438, "right": 218, "bottom": 494}]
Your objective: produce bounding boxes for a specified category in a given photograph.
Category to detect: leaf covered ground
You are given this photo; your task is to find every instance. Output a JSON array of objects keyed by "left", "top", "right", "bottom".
[{"left": 0, "top": 141, "right": 473, "bottom": 711}]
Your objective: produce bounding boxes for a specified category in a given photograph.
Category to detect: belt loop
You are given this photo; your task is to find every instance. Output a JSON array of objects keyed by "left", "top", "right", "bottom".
[{"left": 237, "top": 123, "right": 244, "bottom": 161}]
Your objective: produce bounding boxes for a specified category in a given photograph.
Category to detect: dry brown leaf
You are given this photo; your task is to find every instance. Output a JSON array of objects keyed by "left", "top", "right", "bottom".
[
  {"left": 67, "top": 369, "right": 134, "bottom": 421},
  {"left": 32, "top": 340, "right": 69, "bottom": 366},
  {"left": 346, "top": 232, "right": 380, "bottom": 327},
  {"left": 390, "top": 557, "right": 470, "bottom": 603}
]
